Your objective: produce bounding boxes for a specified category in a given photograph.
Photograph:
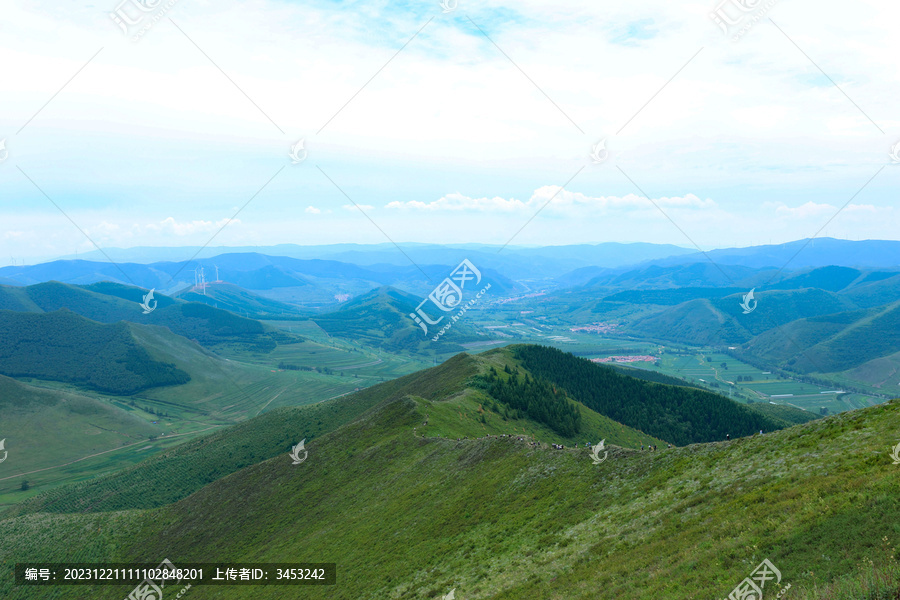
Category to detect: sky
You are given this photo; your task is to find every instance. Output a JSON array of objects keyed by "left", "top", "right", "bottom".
[{"left": 0, "top": 0, "right": 898, "bottom": 265}]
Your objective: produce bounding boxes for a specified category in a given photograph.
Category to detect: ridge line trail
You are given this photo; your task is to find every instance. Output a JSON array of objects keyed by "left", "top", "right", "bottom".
[{"left": 0, "top": 425, "right": 222, "bottom": 482}]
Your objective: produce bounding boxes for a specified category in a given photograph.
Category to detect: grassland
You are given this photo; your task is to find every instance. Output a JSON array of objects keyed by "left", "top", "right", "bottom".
[
  {"left": 0, "top": 321, "right": 423, "bottom": 507},
  {"left": 1, "top": 355, "right": 897, "bottom": 599}
]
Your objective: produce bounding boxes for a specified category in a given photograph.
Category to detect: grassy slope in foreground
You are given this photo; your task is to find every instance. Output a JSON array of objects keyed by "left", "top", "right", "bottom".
[
  {"left": 1, "top": 352, "right": 659, "bottom": 519},
  {"left": 2, "top": 349, "right": 899, "bottom": 598},
  {"left": 2, "top": 393, "right": 897, "bottom": 599}
]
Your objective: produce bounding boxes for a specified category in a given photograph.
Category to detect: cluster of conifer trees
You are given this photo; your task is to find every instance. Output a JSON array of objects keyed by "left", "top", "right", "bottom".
[
  {"left": 482, "top": 364, "right": 582, "bottom": 437},
  {"left": 512, "top": 344, "right": 780, "bottom": 444},
  {"left": 0, "top": 310, "right": 189, "bottom": 394}
]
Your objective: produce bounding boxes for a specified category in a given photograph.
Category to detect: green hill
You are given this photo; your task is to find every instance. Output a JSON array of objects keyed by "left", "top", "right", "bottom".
[
  {"left": 1, "top": 353, "right": 897, "bottom": 599},
  {"left": 742, "top": 301, "right": 900, "bottom": 375},
  {"left": 0, "top": 309, "right": 189, "bottom": 394},
  {"left": 710, "top": 288, "right": 858, "bottom": 335},
  {"left": 0, "top": 281, "right": 289, "bottom": 353},
  {"left": 743, "top": 400, "right": 821, "bottom": 427},
  {"left": 627, "top": 288, "right": 859, "bottom": 345},
  {"left": 0, "top": 397, "right": 374, "bottom": 518},
  {"left": 767, "top": 265, "right": 865, "bottom": 292},
  {"left": 312, "top": 286, "right": 482, "bottom": 355},
  {"left": 25, "top": 281, "right": 178, "bottom": 321},
  {"left": 843, "top": 349, "right": 900, "bottom": 389},
  {"left": 1, "top": 344, "right": 795, "bottom": 521},
  {"left": 0, "top": 315, "right": 386, "bottom": 505},
  {"left": 841, "top": 272, "right": 900, "bottom": 308},
  {"left": 509, "top": 345, "right": 793, "bottom": 444},
  {"left": 627, "top": 297, "right": 752, "bottom": 345},
  {"left": 1, "top": 350, "right": 664, "bottom": 520},
  {"left": 172, "top": 281, "right": 308, "bottom": 320}
]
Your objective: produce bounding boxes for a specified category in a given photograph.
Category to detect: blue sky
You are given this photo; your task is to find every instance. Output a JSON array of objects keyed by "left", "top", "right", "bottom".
[{"left": 0, "top": 0, "right": 898, "bottom": 264}]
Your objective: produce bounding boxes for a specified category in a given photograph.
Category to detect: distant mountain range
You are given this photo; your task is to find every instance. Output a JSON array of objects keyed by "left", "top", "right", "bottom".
[
  {"left": 55, "top": 241, "right": 695, "bottom": 279},
  {"left": 30, "top": 238, "right": 900, "bottom": 294},
  {"left": 0, "top": 252, "right": 520, "bottom": 307},
  {"left": 5, "top": 239, "right": 900, "bottom": 389}
]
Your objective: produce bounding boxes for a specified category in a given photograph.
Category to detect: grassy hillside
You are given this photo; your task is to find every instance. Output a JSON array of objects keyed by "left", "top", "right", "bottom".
[
  {"left": 627, "top": 297, "right": 752, "bottom": 345},
  {"left": 842, "top": 273, "right": 900, "bottom": 308},
  {"left": 628, "top": 288, "right": 858, "bottom": 346},
  {"left": 0, "top": 342, "right": 800, "bottom": 517},
  {"left": 767, "top": 265, "right": 864, "bottom": 292},
  {"left": 0, "top": 399, "right": 371, "bottom": 518},
  {"left": 1, "top": 351, "right": 662, "bottom": 520},
  {"left": 1, "top": 375, "right": 897, "bottom": 599},
  {"left": 0, "top": 309, "right": 189, "bottom": 394},
  {"left": 33, "top": 280, "right": 178, "bottom": 317},
  {"left": 0, "top": 319, "right": 397, "bottom": 506},
  {"left": 744, "top": 400, "right": 821, "bottom": 426},
  {"left": 842, "top": 349, "right": 900, "bottom": 389},
  {"left": 0, "top": 281, "right": 290, "bottom": 353},
  {"left": 313, "top": 286, "right": 481, "bottom": 355},
  {"left": 0, "top": 375, "right": 163, "bottom": 506},
  {"left": 742, "top": 301, "right": 900, "bottom": 375},
  {"left": 741, "top": 308, "right": 870, "bottom": 365}
]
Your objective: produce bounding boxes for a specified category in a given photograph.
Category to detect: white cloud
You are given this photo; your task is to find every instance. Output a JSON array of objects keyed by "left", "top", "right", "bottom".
[
  {"left": 305, "top": 206, "right": 321, "bottom": 214},
  {"left": 145, "top": 217, "right": 240, "bottom": 236},
  {"left": 1, "top": 0, "right": 899, "bottom": 259},
  {"left": 771, "top": 201, "right": 889, "bottom": 220},
  {"left": 385, "top": 193, "right": 527, "bottom": 212},
  {"left": 386, "top": 188, "right": 716, "bottom": 216}
]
